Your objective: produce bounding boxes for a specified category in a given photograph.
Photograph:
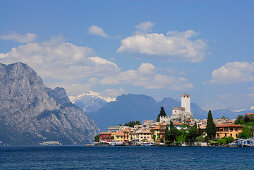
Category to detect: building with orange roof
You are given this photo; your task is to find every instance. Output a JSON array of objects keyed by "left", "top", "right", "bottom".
[
  {"left": 99, "top": 132, "right": 113, "bottom": 142},
  {"left": 150, "top": 123, "right": 166, "bottom": 142},
  {"left": 172, "top": 122, "right": 184, "bottom": 130},
  {"left": 112, "top": 131, "right": 125, "bottom": 142},
  {"left": 135, "top": 130, "right": 152, "bottom": 142},
  {"left": 246, "top": 113, "right": 254, "bottom": 116},
  {"left": 216, "top": 124, "right": 243, "bottom": 139}
]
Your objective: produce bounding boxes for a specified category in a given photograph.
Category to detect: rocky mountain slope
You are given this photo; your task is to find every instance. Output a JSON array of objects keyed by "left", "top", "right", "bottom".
[{"left": 0, "top": 62, "right": 99, "bottom": 145}]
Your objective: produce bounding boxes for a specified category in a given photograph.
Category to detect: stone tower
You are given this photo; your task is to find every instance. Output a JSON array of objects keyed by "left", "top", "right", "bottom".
[{"left": 181, "top": 94, "right": 191, "bottom": 113}]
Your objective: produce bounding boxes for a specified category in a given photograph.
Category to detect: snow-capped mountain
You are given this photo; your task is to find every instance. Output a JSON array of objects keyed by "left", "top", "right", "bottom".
[{"left": 69, "top": 91, "right": 116, "bottom": 113}]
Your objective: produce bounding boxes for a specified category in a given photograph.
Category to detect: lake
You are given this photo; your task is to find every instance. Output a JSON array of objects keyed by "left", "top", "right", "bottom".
[{"left": 0, "top": 146, "right": 254, "bottom": 169}]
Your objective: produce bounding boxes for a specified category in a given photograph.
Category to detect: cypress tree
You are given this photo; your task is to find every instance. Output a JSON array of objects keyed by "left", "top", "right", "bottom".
[
  {"left": 205, "top": 110, "right": 216, "bottom": 140},
  {"left": 157, "top": 107, "right": 167, "bottom": 122},
  {"left": 168, "top": 121, "right": 178, "bottom": 143}
]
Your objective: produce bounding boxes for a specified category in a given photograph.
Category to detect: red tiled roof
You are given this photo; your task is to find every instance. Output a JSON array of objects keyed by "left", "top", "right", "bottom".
[
  {"left": 173, "top": 122, "right": 183, "bottom": 126},
  {"left": 100, "top": 132, "right": 112, "bottom": 135},
  {"left": 246, "top": 113, "right": 254, "bottom": 116},
  {"left": 216, "top": 124, "right": 243, "bottom": 128}
]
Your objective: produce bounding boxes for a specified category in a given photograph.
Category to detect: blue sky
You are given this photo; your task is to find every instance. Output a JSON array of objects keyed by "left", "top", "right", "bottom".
[{"left": 0, "top": 0, "right": 253, "bottom": 110}]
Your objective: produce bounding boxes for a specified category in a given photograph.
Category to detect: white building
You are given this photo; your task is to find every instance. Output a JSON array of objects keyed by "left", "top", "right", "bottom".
[{"left": 160, "top": 94, "right": 194, "bottom": 123}]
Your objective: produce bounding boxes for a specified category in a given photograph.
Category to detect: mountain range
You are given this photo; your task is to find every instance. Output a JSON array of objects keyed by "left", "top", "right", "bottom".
[
  {"left": 0, "top": 62, "right": 99, "bottom": 145},
  {"left": 70, "top": 93, "right": 253, "bottom": 131},
  {"left": 86, "top": 94, "right": 210, "bottom": 131}
]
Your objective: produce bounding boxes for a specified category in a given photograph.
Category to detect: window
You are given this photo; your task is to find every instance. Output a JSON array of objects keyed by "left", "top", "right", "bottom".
[
  {"left": 235, "top": 128, "right": 238, "bottom": 132},
  {"left": 230, "top": 128, "right": 233, "bottom": 132},
  {"left": 224, "top": 127, "right": 228, "bottom": 131}
]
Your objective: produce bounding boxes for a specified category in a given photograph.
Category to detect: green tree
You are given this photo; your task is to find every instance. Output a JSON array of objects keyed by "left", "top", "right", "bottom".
[
  {"left": 239, "top": 126, "right": 252, "bottom": 139},
  {"left": 152, "top": 135, "right": 156, "bottom": 141},
  {"left": 217, "top": 138, "right": 226, "bottom": 145},
  {"left": 185, "top": 125, "right": 199, "bottom": 145},
  {"left": 94, "top": 135, "right": 99, "bottom": 142},
  {"left": 168, "top": 121, "right": 179, "bottom": 143},
  {"left": 249, "top": 115, "right": 254, "bottom": 122},
  {"left": 235, "top": 115, "right": 244, "bottom": 124},
  {"left": 124, "top": 120, "right": 142, "bottom": 127},
  {"left": 157, "top": 107, "right": 167, "bottom": 122},
  {"left": 225, "top": 136, "right": 234, "bottom": 144},
  {"left": 244, "top": 115, "right": 250, "bottom": 123},
  {"left": 195, "top": 136, "right": 206, "bottom": 142},
  {"left": 205, "top": 110, "right": 216, "bottom": 140},
  {"left": 165, "top": 126, "right": 169, "bottom": 142}
]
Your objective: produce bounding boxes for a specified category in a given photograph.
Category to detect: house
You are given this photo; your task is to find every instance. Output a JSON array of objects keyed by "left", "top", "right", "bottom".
[
  {"left": 172, "top": 122, "right": 184, "bottom": 130},
  {"left": 216, "top": 124, "right": 243, "bottom": 139},
  {"left": 99, "top": 132, "right": 113, "bottom": 142},
  {"left": 135, "top": 130, "right": 152, "bottom": 142},
  {"left": 150, "top": 123, "right": 166, "bottom": 142},
  {"left": 112, "top": 131, "right": 124, "bottom": 142},
  {"left": 246, "top": 113, "right": 254, "bottom": 116}
]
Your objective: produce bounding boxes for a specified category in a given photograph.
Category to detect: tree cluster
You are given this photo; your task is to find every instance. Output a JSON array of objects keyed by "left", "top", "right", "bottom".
[
  {"left": 235, "top": 115, "right": 254, "bottom": 124},
  {"left": 216, "top": 136, "right": 234, "bottom": 145},
  {"left": 238, "top": 126, "right": 252, "bottom": 139},
  {"left": 124, "top": 120, "right": 142, "bottom": 127},
  {"left": 157, "top": 107, "right": 167, "bottom": 122},
  {"left": 164, "top": 121, "right": 204, "bottom": 146}
]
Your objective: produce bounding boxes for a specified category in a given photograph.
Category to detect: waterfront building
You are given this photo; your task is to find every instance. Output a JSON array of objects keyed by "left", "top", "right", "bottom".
[
  {"left": 216, "top": 124, "right": 243, "bottom": 139},
  {"left": 135, "top": 130, "right": 152, "bottom": 142},
  {"left": 99, "top": 132, "right": 114, "bottom": 142},
  {"left": 112, "top": 131, "right": 124, "bottom": 142},
  {"left": 150, "top": 123, "right": 166, "bottom": 142}
]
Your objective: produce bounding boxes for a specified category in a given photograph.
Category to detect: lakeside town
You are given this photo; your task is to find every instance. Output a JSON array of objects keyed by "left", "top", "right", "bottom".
[{"left": 95, "top": 94, "right": 254, "bottom": 147}]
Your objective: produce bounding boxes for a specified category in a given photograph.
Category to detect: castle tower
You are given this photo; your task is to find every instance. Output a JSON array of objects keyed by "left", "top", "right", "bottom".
[{"left": 181, "top": 94, "right": 191, "bottom": 113}]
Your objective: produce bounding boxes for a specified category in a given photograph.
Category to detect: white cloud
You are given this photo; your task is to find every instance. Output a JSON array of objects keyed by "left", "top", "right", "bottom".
[
  {"left": 117, "top": 30, "right": 206, "bottom": 63},
  {"left": 88, "top": 25, "right": 109, "bottom": 38},
  {"left": 100, "top": 63, "right": 193, "bottom": 90},
  {"left": 0, "top": 37, "right": 120, "bottom": 95},
  {"left": 101, "top": 88, "right": 126, "bottom": 98},
  {"left": 0, "top": 36, "right": 193, "bottom": 94},
  {"left": 211, "top": 61, "right": 254, "bottom": 84},
  {"left": 0, "top": 32, "right": 37, "bottom": 43},
  {"left": 135, "top": 21, "right": 154, "bottom": 32}
]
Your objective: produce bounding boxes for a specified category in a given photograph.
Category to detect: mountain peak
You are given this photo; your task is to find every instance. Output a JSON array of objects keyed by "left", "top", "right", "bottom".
[{"left": 70, "top": 91, "right": 116, "bottom": 103}]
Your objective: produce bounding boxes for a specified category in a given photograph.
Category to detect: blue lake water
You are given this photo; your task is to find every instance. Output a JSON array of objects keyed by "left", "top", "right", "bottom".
[{"left": 0, "top": 146, "right": 254, "bottom": 169}]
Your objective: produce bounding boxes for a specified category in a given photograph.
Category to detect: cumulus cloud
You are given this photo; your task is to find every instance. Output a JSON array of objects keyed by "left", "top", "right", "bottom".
[
  {"left": 0, "top": 36, "right": 193, "bottom": 94},
  {"left": 117, "top": 30, "right": 206, "bottom": 63},
  {"left": 211, "top": 61, "right": 254, "bottom": 84},
  {"left": 0, "top": 36, "right": 120, "bottom": 94},
  {"left": 135, "top": 21, "right": 154, "bottom": 32},
  {"left": 0, "top": 32, "right": 37, "bottom": 43},
  {"left": 101, "top": 88, "right": 126, "bottom": 98},
  {"left": 100, "top": 63, "right": 193, "bottom": 90},
  {"left": 88, "top": 25, "right": 109, "bottom": 38}
]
